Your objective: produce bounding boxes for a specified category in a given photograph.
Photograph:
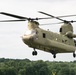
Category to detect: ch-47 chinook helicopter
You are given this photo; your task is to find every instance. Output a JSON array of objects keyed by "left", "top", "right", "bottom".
[{"left": 0, "top": 11, "right": 76, "bottom": 58}]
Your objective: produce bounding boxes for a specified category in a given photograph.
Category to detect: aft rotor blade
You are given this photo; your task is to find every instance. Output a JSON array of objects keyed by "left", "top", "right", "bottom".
[
  {"left": 38, "top": 14, "right": 76, "bottom": 20},
  {"left": 40, "top": 20, "right": 76, "bottom": 25},
  {"left": 38, "top": 11, "right": 66, "bottom": 22},
  {"left": 40, "top": 22, "right": 63, "bottom": 25},
  {"left": 0, "top": 12, "right": 45, "bottom": 20},
  {"left": 0, "top": 12, "right": 28, "bottom": 19},
  {"left": 68, "top": 20, "right": 76, "bottom": 23},
  {"left": 0, "top": 19, "right": 26, "bottom": 22}
]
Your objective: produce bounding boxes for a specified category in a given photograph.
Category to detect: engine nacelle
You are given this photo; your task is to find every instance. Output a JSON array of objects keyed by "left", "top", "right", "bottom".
[
  {"left": 65, "top": 31, "right": 73, "bottom": 38},
  {"left": 65, "top": 31, "right": 76, "bottom": 38}
]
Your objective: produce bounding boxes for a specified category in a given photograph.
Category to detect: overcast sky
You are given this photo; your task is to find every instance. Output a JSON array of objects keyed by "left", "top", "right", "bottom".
[{"left": 0, "top": 0, "right": 76, "bottom": 61}]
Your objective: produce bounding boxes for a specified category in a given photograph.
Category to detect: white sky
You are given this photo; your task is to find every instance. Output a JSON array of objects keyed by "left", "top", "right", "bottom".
[{"left": 0, "top": 0, "right": 76, "bottom": 61}]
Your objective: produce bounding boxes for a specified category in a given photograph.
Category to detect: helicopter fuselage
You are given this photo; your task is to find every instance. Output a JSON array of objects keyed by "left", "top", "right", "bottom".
[{"left": 22, "top": 27, "right": 76, "bottom": 54}]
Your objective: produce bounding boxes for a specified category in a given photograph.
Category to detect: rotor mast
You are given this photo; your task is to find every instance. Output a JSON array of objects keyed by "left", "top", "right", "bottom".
[{"left": 28, "top": 20, "right": 39, "bottom": 30}]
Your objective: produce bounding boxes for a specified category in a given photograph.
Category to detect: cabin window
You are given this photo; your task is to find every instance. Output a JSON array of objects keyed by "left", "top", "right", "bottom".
[
  {"left": 59, "top": 28, "right": 62, "bottom": 32},
  {"left": 62, "top": 39, "right": 67, "bottom": 43},
  {"left": 75, "top": 44, "right": 76, "bottom": 46},
  {"left": 65, "top": 40, "right": 67, "bottom": 42},
  {"left": 43, "top": 33, "right": 46, "bottom": 38},
  {"left": 74, "top": 40, "right": 76, "bottom": 46},
  {"left": 36, "top": 30, "right": 38, "bottom": 34},
  {"left": 62, "top": 39, "right": 64, "bottom": 42}
]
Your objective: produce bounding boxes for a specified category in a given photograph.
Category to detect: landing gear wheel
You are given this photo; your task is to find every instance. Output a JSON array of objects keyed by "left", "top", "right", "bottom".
[
  {"left": 34, "top": 51, "right": 37, "bottom": 55},
  {"left": 53, "top": 54, "right": 56, "bottom": 58},
  {"left": 32, "top": 51, "right": 37, "bottom": 56},
  {"left": 73, "top": 52, "right": 76, "bottom": 58}
]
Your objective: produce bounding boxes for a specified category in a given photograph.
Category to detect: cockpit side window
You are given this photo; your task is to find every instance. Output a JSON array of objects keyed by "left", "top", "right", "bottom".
[
  {"left": 59, "top": 28, "right": 62, "bottom": 32},
  {"left": 25, "top": 30, "right": 36, "bottom": 35}
]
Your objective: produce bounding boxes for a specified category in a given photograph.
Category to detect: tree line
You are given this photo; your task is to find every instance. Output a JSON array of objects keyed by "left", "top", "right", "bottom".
[{"left": 0, "top": 58, "right": 76, "bottom": 75}]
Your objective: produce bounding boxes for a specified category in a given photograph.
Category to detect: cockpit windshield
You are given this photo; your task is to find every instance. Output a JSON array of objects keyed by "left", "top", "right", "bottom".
[{"left": 25, "top": 30, "right": 36, "bottom": 35}]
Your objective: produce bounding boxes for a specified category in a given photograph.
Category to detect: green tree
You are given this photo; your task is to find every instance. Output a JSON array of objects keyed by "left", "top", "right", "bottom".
[
  {"left": 0, "top": 69, "right": 4, "bottom": 75},
  {"left": 58, "top": 67, "right": 70, "bottom": 75},
  {"left": 3, "top": 67, "right": 17, "bottom": 75},
  {"left": 39, "top": 66, "right": 49, "bottom": 75},
  {"left": 18, "top": 69, "right": 26, "bottom": 75},
  {"left": 70, "top": 68, "right": 76, "bottom": 75}
]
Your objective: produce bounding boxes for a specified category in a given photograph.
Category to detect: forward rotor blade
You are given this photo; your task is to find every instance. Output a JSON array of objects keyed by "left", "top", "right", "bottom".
[
  {"left": 38, "top": 11, "right": 66, "bottom": 22},
  {"left": 0, "top": 12, "right": 44, "bottom": 20},
  {"left": 0, "top": 12, "right": 28, "bottom": 19},
  {"left": 0, "top": 19, "right": 26, "bottom": 22}
]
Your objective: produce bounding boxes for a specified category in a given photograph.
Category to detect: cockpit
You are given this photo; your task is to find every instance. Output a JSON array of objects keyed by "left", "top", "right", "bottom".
[
  {"left": 22, "top": 29, "right": 38, "bottom": 45},
  {"left": 24, "top": 29, "right": 37, "bottom": 36}
]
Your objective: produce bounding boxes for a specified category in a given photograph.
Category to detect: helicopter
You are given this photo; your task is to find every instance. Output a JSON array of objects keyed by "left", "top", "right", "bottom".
[{"left": 0, "top": 11, "right": 76, "bottom": 58}]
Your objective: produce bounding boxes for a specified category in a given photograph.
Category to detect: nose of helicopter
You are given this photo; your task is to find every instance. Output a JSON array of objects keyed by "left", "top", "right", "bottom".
[
  {"left": 21, "top": 34, "right": 37, "bottom": 45},
  {"left": 22, "top": 35, "right": 33, "bottom": 43}
]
